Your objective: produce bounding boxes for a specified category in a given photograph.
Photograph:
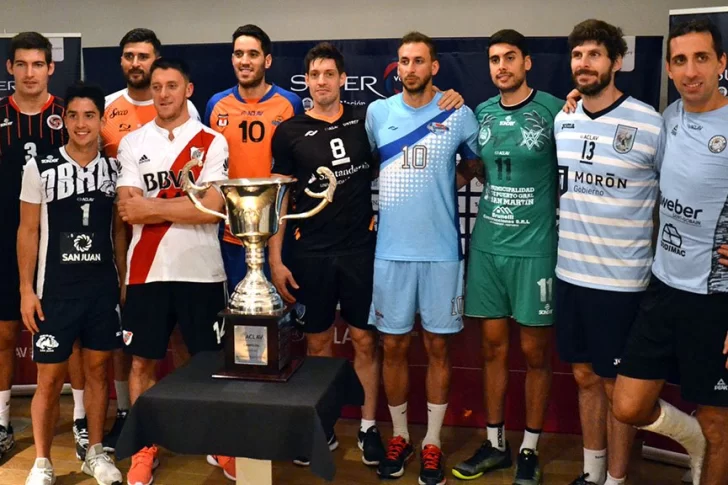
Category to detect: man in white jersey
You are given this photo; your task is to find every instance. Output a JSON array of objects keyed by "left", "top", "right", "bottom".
[
  {"left": 101, "top": 27, "right": 200, "bottom": 455},
  {"left": 366, "top": 31, "right": 479, "bottom": 485},
  {"left": 553, "top": 19, "right": 665, "bottom": 485},
  {"left": 614, "top": 19, "right": 728, "bottom": 485},
  {"left": 116, "top": 58, "right": 228, "bottom": 485}
]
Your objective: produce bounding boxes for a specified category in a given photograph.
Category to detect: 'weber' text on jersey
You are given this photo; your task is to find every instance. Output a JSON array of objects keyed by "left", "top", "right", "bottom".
[
  {"left": 653, "top": 100, "right": 728, "bottom": 294},
  {"left": 554, "top": 95, "right": 664, "bottom": 292},
  {"left": 472, "top": 90, "right": 563, "bottom": 256},
  {"left": 366, "top": 92, "right": 479, "bottom": 261},
  {"left": 19, "top": 147, "right": 119, "bottom": 299},
  {"left": 272, "top": 105, "right": 374, "bottom": 254}
]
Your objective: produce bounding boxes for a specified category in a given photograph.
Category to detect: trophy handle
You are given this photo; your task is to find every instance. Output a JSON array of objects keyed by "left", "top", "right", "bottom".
[
  {"left": 279, "top": 166, "right": 337, "bottom": 223},
  {"left": 181, "top": 158, "right": 228, "bottom": 222}
]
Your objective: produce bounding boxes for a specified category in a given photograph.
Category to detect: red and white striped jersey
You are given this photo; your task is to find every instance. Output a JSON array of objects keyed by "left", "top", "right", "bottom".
[{"left": 116, "top": 117, "right": 228, "bottom": 285}]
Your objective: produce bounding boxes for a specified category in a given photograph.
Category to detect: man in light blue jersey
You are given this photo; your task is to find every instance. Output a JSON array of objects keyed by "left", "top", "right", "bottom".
[
  {"left": 614, "top": 19, "right": 728, "bottom": 485},
  {"left": 554, "top": 19, "right": 665, "bottom": 485},
  {"left": 366, "top": 31, "right": 479, "bottom": 485}
]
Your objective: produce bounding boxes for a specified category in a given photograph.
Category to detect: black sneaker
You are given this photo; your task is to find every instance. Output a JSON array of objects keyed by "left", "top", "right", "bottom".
[
  {"left": 419, "top": 444, "right": 446, "bottom": 485},
  {"left": 0, "top": 424, "right": 15, "bottom": 462},
  {"left": 102, "top": 409, "right": 128, "bottom": 453},
  {"left": 293, "top": 431, "right": 339, "bottom": 466},
  {"left": 569, "top": 473, "right": 598, "bottom": 485},
  {"left": 358, "top": 426, "right": 385, "bottom": 466},
  {"left": 377, "top": 436, "right": 414, "bottom": 479},
  {"left": 513, "top": 448, "right": 541, "bottom": 485},
  {"left": 73, "top": 418, "right": 89, "bottom": 461},
  {"left": 452, "top": 440, "right": 512, "bottom": 480}
]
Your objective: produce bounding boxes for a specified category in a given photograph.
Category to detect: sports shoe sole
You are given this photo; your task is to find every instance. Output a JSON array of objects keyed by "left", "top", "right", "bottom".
[
  {"left": 292, "top": 438, "right": 339, "bottom": 467},
  {"left": 452, "top": 458, "right": 512, "bottom": 480},
  {"left": 377, "top": 449, "right": 414, "bottom": 479},
  {"left": 206, "top": 455, "right": 235, "bottom": 481},
  {"left": 126, "top": 458, "right": 159, "bottom": 485},
  {"left": 419, "top": 476, "right": 446, "bottom": 485},
  {"left": 81, "top": 462, "right": 122, "bottom": 485},
  {"left": 357, "top": 439, "right": 380, "bottom": 466}
]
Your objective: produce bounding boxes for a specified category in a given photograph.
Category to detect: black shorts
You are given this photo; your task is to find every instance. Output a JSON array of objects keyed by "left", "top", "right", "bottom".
[
  {"left": 32, "top": 293, "right": 122, "bottom": 364},
  {"left": 290, "top": 248, "right": 375, "bottom": 334},
  {"left": 555, "top": 277, "right": 645, "bottom": 378},
  {"left": 121, "top": 281, "right": 227, "bottom": 360},
  {"left": 0, "top": 257, "right": 20, "bottom": 321},
  {"left": 619, "top": 278, "right": 728, "bottom": 407}
]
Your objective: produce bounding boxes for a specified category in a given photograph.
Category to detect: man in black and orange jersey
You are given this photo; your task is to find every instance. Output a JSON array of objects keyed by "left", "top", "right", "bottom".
[
  {"left": 100, "top": 27, "right": 200, "bottom": 455},
  {"left": 0, "top": 32, "right": 88, "bottom": 463},
  {"left": 204, "top": 25, "right": 303, "bottom": 294}
]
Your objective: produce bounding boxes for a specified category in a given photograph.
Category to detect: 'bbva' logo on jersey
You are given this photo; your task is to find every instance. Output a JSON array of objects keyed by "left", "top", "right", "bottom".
[{"left": 143, "top": 170, "right": 188, "bottom": 192}]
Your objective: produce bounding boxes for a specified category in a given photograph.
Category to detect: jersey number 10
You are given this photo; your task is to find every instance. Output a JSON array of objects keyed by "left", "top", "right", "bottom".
[
  {"left": 239, "top": 120, "right": 265, "bottom": 143},
  {"left": 401, "top": 145, "right": 428, "bottom": 169}
]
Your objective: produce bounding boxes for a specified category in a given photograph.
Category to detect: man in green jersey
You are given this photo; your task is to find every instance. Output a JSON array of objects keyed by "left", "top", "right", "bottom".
[{"left": 452, "top": 29, "right": 562, "bottom": 485}]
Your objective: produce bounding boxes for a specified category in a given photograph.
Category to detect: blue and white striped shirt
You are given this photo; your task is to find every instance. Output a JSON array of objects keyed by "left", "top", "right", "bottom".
[{"left": 554, "top": 95, "right": 665, "bottom": 292}]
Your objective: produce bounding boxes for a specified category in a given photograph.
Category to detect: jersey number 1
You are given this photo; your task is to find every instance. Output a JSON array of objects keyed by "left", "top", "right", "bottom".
[{"left": 80, "top": 203, "right": 90, "bottom": 227}]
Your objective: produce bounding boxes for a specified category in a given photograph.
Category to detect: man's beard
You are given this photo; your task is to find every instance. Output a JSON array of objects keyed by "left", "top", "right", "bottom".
[
  {"left": 573, "top": 69, "right": 612, "bottom": 96},
  {"left": 125, "top": 70, "right": 151, "bottom": 90},
  {"left": 498, "top": 74, "right": 526, "bottom": 94},
  {"left": 403, "top": 73, "right": 432, "bottom": 95},
  {"left": 239, "top": 70, "right": 265, "bottom": 89}
]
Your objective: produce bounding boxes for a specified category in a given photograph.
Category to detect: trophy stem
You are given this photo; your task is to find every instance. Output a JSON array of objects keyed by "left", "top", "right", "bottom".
[{"left": 227, "top": 241, "right": 284, "bottom": 316}]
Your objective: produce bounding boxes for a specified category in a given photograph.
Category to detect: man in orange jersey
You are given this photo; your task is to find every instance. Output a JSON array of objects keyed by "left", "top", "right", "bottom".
[
  {"left": 99, "top": 28, "right": 200, "bottom": 454},
  {"left": 205, "top": 24, "right": 303, "bottom": 294}
]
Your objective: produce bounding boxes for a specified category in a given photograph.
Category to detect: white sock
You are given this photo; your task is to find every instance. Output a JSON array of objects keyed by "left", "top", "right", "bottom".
[
  {"left": 520, "top": 428, "right": 541, "bottom": 452},
  {"left": 388, "top": 402, "right": 409, "bottom": 442},
  {"left": 422, "top": 402, "right": 447, "bottom": 449},
  {"left": 0, "top": 390, "right": 10, "bottom": 428},
  {"left": 114, "top": 380, "right": 130, "bottom": 411},
  {"left": 72, "top": 388, "right": 85, "bottom": 421},
  {"left": 487, "top": 422, "right": 506, "bottom": 451},
  {"left": 360, "top": 419, "right": 376, "bottom": 433},
  {"left": 604, "top": 471, "right": 626, "bottom": 485},
  {"left": 583, "top": 448, "right": 607, "bottom": 485}
]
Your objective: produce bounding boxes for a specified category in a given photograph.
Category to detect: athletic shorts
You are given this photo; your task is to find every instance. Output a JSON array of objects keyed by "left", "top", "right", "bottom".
[
  {"left": 369, "top": 259, "right": 464, "bottom": 335},
  {"left": 619, "top": 277, "right": 728, "bottom": 407},
  {"left": 121, "top": 282, "right": 227, "bottom": 360},
  {"left": 290, "top": 248, "right": 375, "bottom": 334},
  {"left": 464, "top": 249, "right": 556, "bottom": 326},
  {"left": 555, "top": 277, "right": 645, "bottom": 378},
  {"left": 32, "top": 293, "right": 122, "bottom": 364}
]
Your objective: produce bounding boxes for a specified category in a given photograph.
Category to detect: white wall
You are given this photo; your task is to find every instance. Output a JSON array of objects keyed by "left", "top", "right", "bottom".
[{"left": 2, "top": 0, "right": 726, "bottom": 47}]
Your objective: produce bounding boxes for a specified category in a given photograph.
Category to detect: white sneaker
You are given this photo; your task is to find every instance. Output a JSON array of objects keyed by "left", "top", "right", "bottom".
[
  {"left": 26, "top": 458, "right": 56, "bottom": 485},
  {"left": 82, "top": 443, "right": 123, "bottom": 485}
]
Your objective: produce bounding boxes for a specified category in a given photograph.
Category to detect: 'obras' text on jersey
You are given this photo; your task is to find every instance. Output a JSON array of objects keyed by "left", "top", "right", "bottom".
[
  {"left": 116, "top": 118, "right": 228, "bottom": 285},
  {"left": 272, "top": 105, "right": 374, "bottom": 254},
  {"left": 472, "top": 90, "right": 563, "bottom": 257},
  {"left": 205, "top": 84, "right": 303, "bottom": 245},
  {"left": 101, "top": 88, "right": 200, "bottom": 158},
  {"left": 554, "top": 95, "right": 664, "bottom": 291},
  {"left": 19, "top": 147, "right": 119, "bottom": 299},
  {"left": 366, "top": 92, "right": 479, "bottom": 261},
  {"left": 653, "top": 100, "right": 728, "bottom": 294}
]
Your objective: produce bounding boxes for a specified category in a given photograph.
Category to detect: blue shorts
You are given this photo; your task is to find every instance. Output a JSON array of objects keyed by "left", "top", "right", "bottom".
[
  {"left": 221, "top": 240, "right": 270, "bottom": 292},
  {"left": 369, "top": 259, "right": 464, "bottom": 335}
]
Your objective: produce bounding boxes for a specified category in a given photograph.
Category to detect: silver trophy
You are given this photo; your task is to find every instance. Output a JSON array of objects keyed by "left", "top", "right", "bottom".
[{"left": 181, "top": 159, "right": 337, "bottom": 316}]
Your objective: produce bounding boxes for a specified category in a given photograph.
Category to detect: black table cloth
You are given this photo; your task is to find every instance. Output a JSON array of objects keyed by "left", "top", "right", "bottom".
[{"left": 115, "top": 351, "right": 364, "bottom": 481}]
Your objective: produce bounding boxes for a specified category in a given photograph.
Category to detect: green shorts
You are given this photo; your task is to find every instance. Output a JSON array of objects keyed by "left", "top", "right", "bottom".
[{"left": 464, "top": 248, "right": 556, "bottom": 326}]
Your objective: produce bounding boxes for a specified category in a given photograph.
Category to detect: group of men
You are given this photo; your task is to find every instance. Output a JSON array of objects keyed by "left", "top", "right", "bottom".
[{"left": 0, "top": 15, "right": 725, "bottom": 485}]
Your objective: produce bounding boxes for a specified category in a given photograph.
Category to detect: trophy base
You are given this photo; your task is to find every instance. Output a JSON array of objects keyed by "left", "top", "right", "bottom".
[
  {"left": 213, "top": 306, "right": 303, "bottom": 381},
  {"left": 212, "top": 358, "right": 303, "bottom": 382}
]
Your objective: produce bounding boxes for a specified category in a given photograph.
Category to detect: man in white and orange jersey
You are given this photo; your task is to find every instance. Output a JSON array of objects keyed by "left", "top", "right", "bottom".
[
  {"left": 116, "top": 58, "right": 228, "bottom": 485},
  {"left": 205, "top": 24, "right": 303, "bottom": 292},
  {"left": 100, "top": 28, "right": 199, "bottom": 452}
]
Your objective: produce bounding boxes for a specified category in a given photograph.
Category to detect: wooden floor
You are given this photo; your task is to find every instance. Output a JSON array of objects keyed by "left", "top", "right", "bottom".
[{"left": 0, "top": 396, "right": 690, "bottom": 484}]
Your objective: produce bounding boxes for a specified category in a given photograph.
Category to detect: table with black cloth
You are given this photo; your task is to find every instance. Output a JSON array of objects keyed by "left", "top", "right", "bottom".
[{"left": 115, "top": 351, "right": 364, "bottom": 484}]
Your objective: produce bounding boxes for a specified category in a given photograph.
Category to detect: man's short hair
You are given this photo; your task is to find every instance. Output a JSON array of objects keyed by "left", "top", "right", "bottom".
[
  {"left": 8, "top": 32, "right": 53, "bottom": 64},
  {"left": 304, "top": 42, "right": 345, "bottom": 74},
  {"left": 489, "top": 29, "right": 530, "bottom": 57},
  {"left": 232, "top": 24, "right": 272, "bottom": 56},
  {"left": 150, "top": 58, "right": 191, "bottom": 82},
  {"left": 119, "top": 28, "right": 162, "bottom": 55},
  {"left": 568, "top": 19, "right": 628, "bottom": 62},
  {"left": 666, "top": 18, "right": 725, "bottom": 61},
  {"left": 400, "top": 31, "right": 438, "bottom": 61},
  {"left": 65, "top": 81, "right": 106, "bottom": 117}
]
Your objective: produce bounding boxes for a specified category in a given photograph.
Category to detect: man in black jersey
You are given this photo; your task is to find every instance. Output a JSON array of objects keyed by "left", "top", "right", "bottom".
[
  {"left": 0, "top": 32, "right": 87, "bottom": 463},
  {"left": 17, "top": 82, "right": 125, "bottom": 485},
  {"left": 269, "top": 42, "right": 385, "bottom": 468}
]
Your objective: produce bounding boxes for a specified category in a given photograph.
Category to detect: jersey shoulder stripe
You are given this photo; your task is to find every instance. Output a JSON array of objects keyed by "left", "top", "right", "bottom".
[{"left": 378, "top": 109, "right": 453, "bottom": 163}]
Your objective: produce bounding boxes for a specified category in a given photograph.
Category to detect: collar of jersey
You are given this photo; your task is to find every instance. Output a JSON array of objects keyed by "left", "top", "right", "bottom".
[
  {"left": 59, "top": 146, "right": 102, "bottom": 169},
  {"left": 152, "top": 116, "right": 194, "bottom": 138},
  {"left": 398, "top": 91, "right": 443, "bottom": 112},
  {"left": 582, "top": 93, "right": 629, "bottom": 120},
  {"left": 233, "top": 83, "right": 278, "bottom": 104},
  {"left": 499, "top": 89, "right": 537, "bottom": 111},
  {"left": 122, "top": 89, "right": 154, "bottom": 107}
]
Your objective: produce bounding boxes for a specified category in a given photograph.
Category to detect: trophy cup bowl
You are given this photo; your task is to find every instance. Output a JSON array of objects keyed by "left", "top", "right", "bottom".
[{"left": 181, "top": 159, "right": 337, "bottom": 380}]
